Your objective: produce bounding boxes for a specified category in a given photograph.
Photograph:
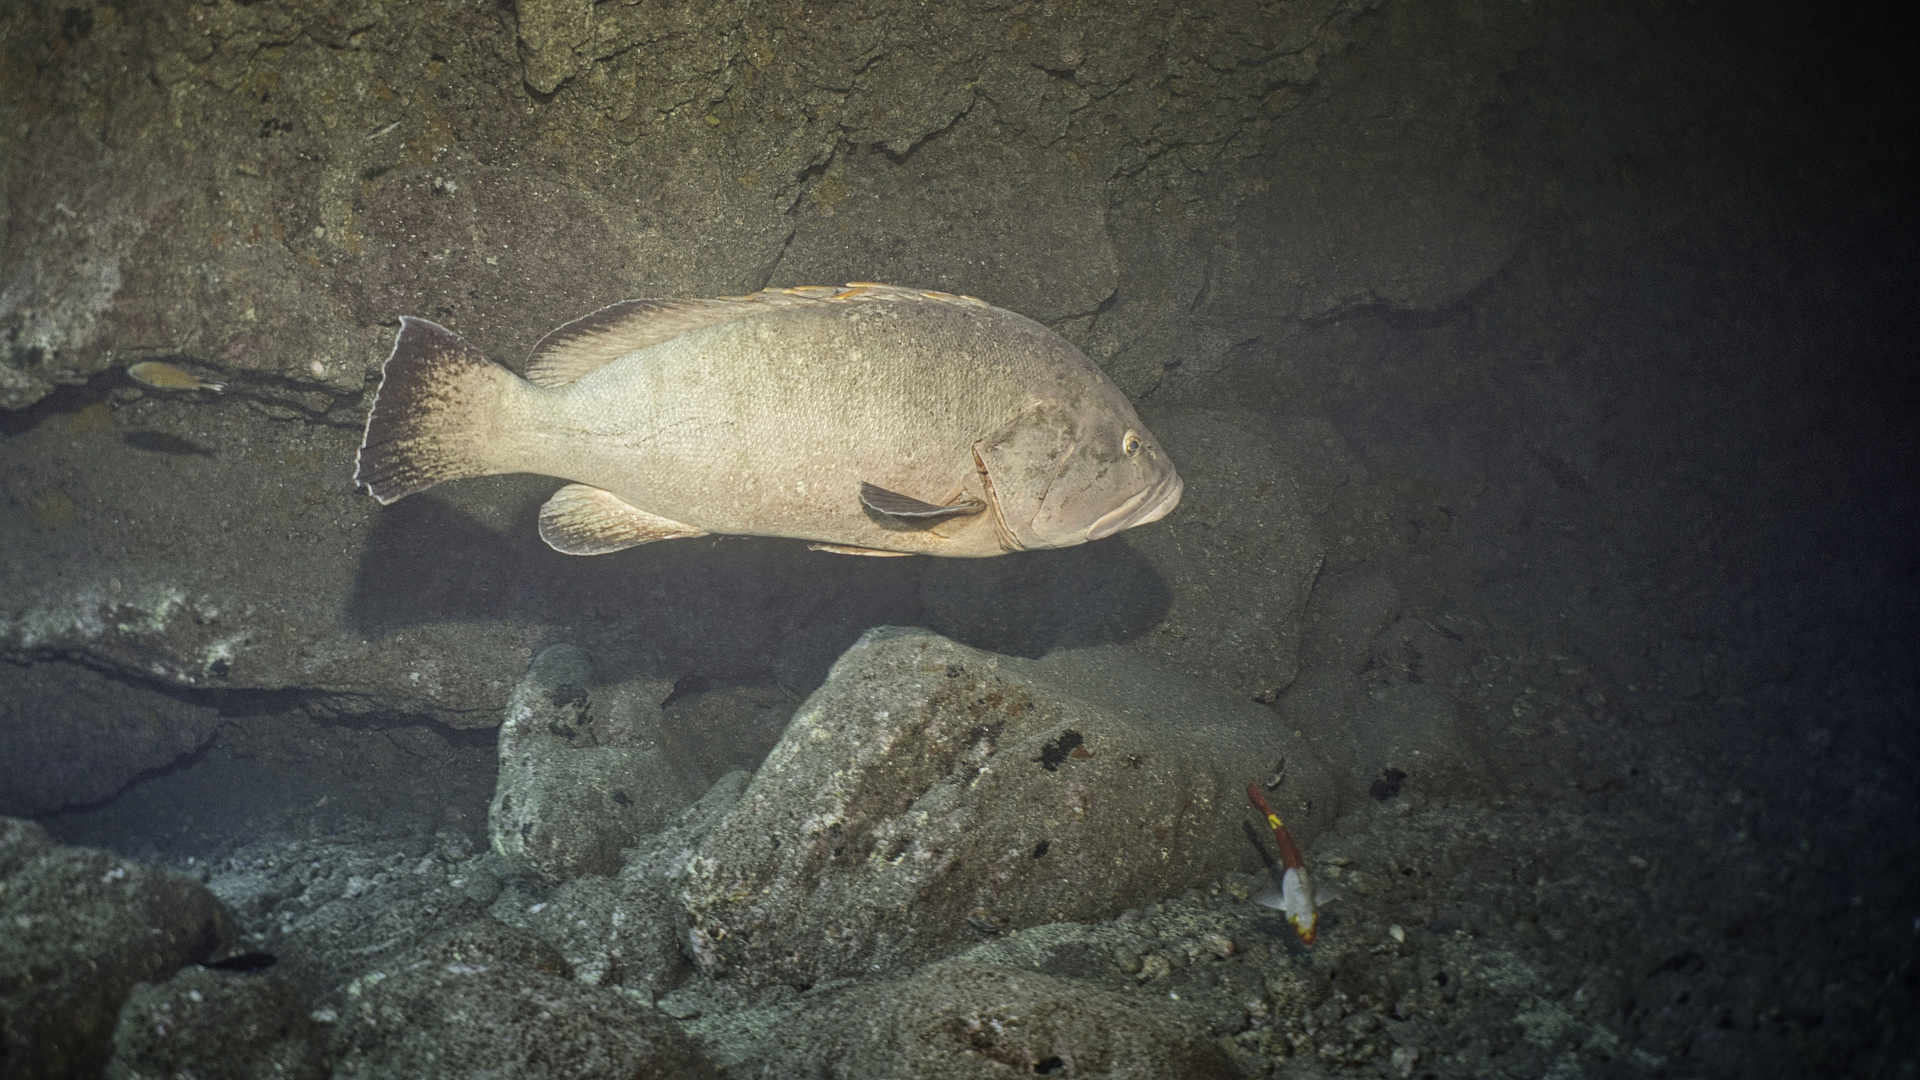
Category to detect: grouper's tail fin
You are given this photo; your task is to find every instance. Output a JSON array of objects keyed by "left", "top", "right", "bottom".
[{"left": 354, "top": 317, "right": 522, "bottom": 504}]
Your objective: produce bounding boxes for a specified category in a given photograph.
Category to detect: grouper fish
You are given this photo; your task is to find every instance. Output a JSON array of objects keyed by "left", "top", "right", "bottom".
[{"left": 353, "top": 283, "right": 1183, "bottom": 558}]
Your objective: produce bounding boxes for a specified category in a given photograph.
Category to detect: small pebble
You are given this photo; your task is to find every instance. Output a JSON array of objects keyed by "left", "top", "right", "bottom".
[
  {"left": 1388, "top": 924, "right": 1406, "bottom": 943},
  {"left": 1203, "top": 933, "right": 1235, "bottom": 959}
]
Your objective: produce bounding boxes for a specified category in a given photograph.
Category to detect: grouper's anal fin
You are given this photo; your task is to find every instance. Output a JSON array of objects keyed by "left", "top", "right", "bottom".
[
  {"left": 537, "top": 483, "right": 708, "bottom": 555},
  {"left": 808, "top": 543, "right": 916, "bottom": 557}
]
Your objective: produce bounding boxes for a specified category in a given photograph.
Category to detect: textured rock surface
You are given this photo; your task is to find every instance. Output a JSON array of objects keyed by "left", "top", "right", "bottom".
[
  {"left": 0, "top": 660, "right": 221, "bottom": 817},
  {"left": 327, "top": 917, "right": 718, "bottom": 1080},
  {"left": 830, "top": 961, "right": 1243, "bottom": 1079},
  {"left": 1, "top": 0, "right": 1435, "bottom": 404},
  {"left": 491, "top": 770, "right": 751, "bottom": 1003},
  {"left": 205, "top": 831, "right": 490, "bottom": 999},
  {"left": 680, "top": 627, "right": 1343, "bottom": 989},
  {"left": 106, "top": 966, "right": 327, "bottom": 1080},
  {"left": 1273, "top": 572, "right": 1486, "bottom": 803},
  {"left": 488, "top": 644, "right": 701, "bottom": 881},
  {"left": 0, "top": 819, "right": 237, "bottom": 1080}
]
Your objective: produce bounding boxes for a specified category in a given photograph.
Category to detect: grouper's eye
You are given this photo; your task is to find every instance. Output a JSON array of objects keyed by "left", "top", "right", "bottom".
[{"left": 1123, "top": 430, "right": 1142, "bottom": 456}]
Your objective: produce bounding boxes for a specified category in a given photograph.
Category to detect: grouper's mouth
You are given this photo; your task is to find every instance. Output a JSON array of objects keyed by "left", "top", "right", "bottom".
[{"left": 1086, "top": 469, "right": 1184, "bottom": 542}]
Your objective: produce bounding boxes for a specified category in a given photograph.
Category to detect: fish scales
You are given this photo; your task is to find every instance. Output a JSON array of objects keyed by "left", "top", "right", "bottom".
[
  {"left": 525, "top": 303, "right": 1026, "bottom": 533},
  {"left": 354, "top": 284, "right": 1181, "bottom": 558}
]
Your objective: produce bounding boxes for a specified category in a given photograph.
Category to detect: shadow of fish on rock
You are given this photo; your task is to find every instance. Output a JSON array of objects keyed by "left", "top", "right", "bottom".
[
  {"left": 345, "top": 478, "right": 1173, "bottom": 692},
  {"left": 920, "top": 543, "right": 1173, "bottom": 659}
]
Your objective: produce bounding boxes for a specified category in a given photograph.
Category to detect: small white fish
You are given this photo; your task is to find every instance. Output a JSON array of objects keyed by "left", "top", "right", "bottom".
[
  {"left": 1248, "top": 781, "right": 1319, "bottom": 945},
  {"left": 1253, "top": 881, "right": 1341, "bottom": 913},
  {"left": 126, "top": 361, "right": 224, "bottom": 392}
]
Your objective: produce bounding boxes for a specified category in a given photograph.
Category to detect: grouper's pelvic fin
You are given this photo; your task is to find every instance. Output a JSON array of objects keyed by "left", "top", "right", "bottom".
[
  {"left": 354, "top": 317, "right": 522, "bottom": 504},
  {"left": 538, "top": 483, "right": 709, "bottom": 555}
]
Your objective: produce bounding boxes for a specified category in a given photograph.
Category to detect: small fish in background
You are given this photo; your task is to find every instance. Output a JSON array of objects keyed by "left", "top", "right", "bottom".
[
  {"left": 1247, "top": 781, "right": 1318, "bottom": 946},
  {"left": 126, "top": 360, "right": 224, "bottom": 393},
  {"left": 121, "top": 430, "right": 217, "bottom": 456},
  {"left": 197, "top": 950, "right": 277, "bottom": 973},
  {"left": 352, "top": 283, "right": 1182, "bottom": 558}
]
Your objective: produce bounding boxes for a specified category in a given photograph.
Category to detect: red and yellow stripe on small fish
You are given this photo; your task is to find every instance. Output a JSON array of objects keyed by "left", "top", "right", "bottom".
[{"left": 1247, "top": 782, "right": 1317, "bottom": 946}]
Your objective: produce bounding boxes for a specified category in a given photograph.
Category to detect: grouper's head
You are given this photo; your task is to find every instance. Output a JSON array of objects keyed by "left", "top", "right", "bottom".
[{"left": 973, "top": 391, "right": 1183, "bottom": 551}]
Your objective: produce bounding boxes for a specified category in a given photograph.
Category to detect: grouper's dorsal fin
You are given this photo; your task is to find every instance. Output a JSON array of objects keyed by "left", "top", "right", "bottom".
[
  {"left": 537, "top": 483, "right": 708, "bottom": 555},
  {"left": 525, "top": 299, "right": 743, "bottom": 388},
  {"left": 524, "top": 285, "right": 991, "bottom": 387}
]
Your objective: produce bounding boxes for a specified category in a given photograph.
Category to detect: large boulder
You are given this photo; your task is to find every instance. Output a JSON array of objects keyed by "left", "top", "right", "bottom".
[
  {"left": 325, "top": 917, "right": 717, "bottom": 1080},
  {"left": 0, "top": 819, "right": 238, "bottom": 1080},
  {"left": 680, "top": 627, "right": 1343, "bottom": 989},
  {"left": 488, "top": 644, "right": 704, "bottom": 881},
  {"left": 491, "top": 770, "right": 752, "bottom": 1003},
  {"left": 1275, "top": 572, "right": 1486, "bottom": 802},
  {"left": 106, "top": 966, "right": 327, "bottom": 1080}
]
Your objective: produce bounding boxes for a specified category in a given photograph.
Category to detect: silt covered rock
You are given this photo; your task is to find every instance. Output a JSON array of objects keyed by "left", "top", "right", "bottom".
[
  {"left": 0, "top": 818, "right": 238, "bottom": 1080},
  {"left": 831, "top": 961, "right": 1242, "bottom": 1080},
  {"left": 327, "top": 917, "right": 717, "bottom": 1080},
  {"left": 681, "top": 627, "right": 1341, "bottom": 989},
  {"left": 489, "top": 644, "right": 703, "bottom": 881},
  {"left": 1276, "top": 572, "right": 1485, "bottom": 802},
  {"left": 106, "top": 966, "right": 327, "bottom": 1080},
  {"left": 493, "top": 770, "right": 752, "bottom": 1003}
]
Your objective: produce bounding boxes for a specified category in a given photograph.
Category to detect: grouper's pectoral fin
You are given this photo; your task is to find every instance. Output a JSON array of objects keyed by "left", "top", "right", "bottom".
[
  {"left": 537, "top": 484, "right": 708, "bottom": 555},
  {"left": 858, "top": 481, "right": 985, "bottom": 519}
]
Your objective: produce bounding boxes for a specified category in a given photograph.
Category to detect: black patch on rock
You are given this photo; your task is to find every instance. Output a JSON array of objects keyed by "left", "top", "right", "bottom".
[
  {"left": 61, "top": 7, "right": 94, "bottom": 45},
  {"left": 199, "top": 950, "right": 278, "bottom": 973},
  {"left": 1653, "top": 950, "right": 1706, "bottom": 976},
  {"left": 661, "top": 672, "right": 712, "bottom": 707},
  {"left": 1034, "top": 730, "right": 1082, "bottom": 771},
  {"left": 1370, "top": 768, "right": 1408, "bottom": 801},
  {"left": 122, "top": 430, "right": 215, "bottom": 456}
]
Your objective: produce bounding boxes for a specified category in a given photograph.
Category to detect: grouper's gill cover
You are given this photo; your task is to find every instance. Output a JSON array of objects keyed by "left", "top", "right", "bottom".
[{"left": 353, "top": 283, "right": 1182, "bottom": 558}]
